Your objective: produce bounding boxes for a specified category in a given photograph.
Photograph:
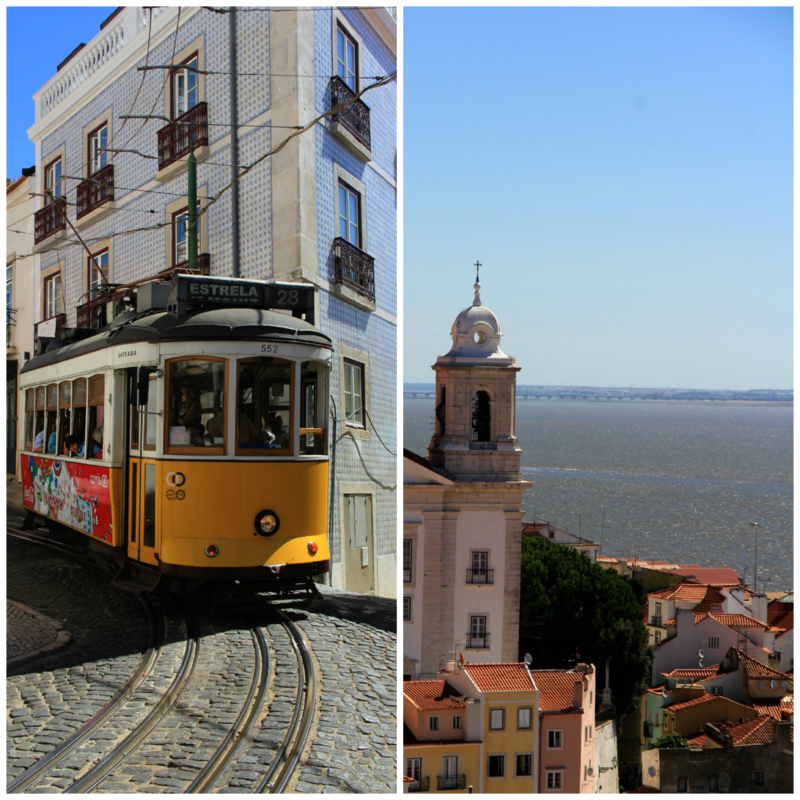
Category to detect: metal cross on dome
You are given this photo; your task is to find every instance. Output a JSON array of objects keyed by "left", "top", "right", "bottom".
[{"left": 474, "top": 260, "right": 482, "bottom": 283}]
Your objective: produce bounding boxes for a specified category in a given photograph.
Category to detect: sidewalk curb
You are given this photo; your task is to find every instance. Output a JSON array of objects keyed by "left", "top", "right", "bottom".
[{"left": 7, "top": 599, "right": 72, "bottom": 669}]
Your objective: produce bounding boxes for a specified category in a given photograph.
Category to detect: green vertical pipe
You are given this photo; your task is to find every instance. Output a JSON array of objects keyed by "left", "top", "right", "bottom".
[{"left": 188, "top": 144, "right": 198, "bottom": 272}]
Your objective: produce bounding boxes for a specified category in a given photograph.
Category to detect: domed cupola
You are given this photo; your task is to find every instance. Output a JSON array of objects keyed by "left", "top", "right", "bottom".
[{"left": 444, "top": 281, "right": 509, "bottom": 360}]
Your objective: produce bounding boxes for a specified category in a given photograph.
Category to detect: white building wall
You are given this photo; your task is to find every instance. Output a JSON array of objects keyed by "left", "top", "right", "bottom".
[
  {"left": 593, "top": 718, "right": 619, "bottom": 793},
  {"left": 454, "top": 509, "right": 507, "bottom": 663}
]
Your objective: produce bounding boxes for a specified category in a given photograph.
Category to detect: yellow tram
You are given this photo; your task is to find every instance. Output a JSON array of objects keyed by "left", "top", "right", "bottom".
[{"left": 19, "top": 275, "right": 332, "bottom": 591}]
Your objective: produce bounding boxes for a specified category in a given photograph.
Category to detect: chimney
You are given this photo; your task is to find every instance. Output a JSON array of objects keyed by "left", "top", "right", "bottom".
[
  {"left": 573, "top": 677, "right": 586, "bottom": 710},
  {"left": 750, "top": 593, "right": 768, "bottom": 625}
]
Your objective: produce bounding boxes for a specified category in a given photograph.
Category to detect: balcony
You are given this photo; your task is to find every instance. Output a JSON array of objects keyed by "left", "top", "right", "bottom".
[
  {"left": 76, "top": 295, "right": 110, "bottom": 331},
  {"left": 76, "top": 164, "right": 114, "bottom": 220},
  {"left": 466, "top": 569, "right": 494, "bottom": 585},
  {"left": 331, "top": 75, "right": 371, "bottom": 158},
  {"left": 408, "top": 777, "right": 430, "bottom": 792},
  {"left": 437, "top": 775, "right": 466, "bottom": 791},
  {"left": 34, "top": 314, "right": 66, "bottom": 356},
  {"left": 465, "top": 632, "right": 490, "bottom": 650},
  {"left": 650, "top": 616, "right": 663, "bottom": 627},
  {"left": 333, "top": 237, "right": 375, "bottom": 304},
  {"left": 34, "top": 198, "right": 67, "bottom": 245},
  {"left": 156, "top": 252, "right": 211, "bottom": 279},
  {"left": 157, "top": 102, "right": 209, "bottom": 171}
]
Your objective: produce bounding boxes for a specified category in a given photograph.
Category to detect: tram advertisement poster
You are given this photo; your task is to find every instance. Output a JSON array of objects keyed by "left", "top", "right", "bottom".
[{"left": 22, "top": 456, "right": 113, "bottom": 542}]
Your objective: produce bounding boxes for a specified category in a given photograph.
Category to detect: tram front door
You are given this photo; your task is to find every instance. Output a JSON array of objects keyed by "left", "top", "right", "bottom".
[{"left": 127, "top": 374, "right": 160, "bottom": 568}]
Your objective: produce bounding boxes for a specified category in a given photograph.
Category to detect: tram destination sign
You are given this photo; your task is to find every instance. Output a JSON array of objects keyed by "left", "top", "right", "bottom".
[{"left": 168, "top": 275, "right": 315, "bottom": 323}]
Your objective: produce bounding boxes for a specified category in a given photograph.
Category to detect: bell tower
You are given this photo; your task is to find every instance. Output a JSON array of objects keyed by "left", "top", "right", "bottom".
[{"left": 428, "top": 274, "right": 523, "bottom": 481}]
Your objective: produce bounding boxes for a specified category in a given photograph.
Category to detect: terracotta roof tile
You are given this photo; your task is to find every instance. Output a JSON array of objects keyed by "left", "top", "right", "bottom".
[
  {"left": 665, "top": 692, "right": 718, "bottom": 712},
  {"left": 661, "top": 665, "right": 720, "bottom": 680},
  {"left": 767, "top": 600, "right": 793, "bottom": 629},
  {"left": 649, "top": 583, "right": 711, "bottom": 603},
  {"left": 686, "top": 733, "right": 706, "bottom": 747},
  {"left": 531, "top": 670, "right": 584, "bottom": 713},
  {"left": 751, "top": 701, "right": 789, "bottom": 720},
  {"left": 707, "top": 613, "right": 767, "bottom": 629},
  {"left": 667, "top": 567, "right": 742, "bottom": 586},
  {"left": 403, "top": 680, "right": 467, "bottom": 711},
  {"left": 734, "top": 649, "right": 792, "bottom": 680},
  {"left": 462, "top": 662, "right": 536, "bottom": 693},
  {"left": 6, "top": 176, "right": 26, "bottom": 195},
  {"left": 721, "top": 716, "right": 776, "bottom": 746}
]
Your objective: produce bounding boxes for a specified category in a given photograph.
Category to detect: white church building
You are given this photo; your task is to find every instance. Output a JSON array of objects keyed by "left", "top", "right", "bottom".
[{"left": 403, "top": 280, "right": 531, "bottom": 679}]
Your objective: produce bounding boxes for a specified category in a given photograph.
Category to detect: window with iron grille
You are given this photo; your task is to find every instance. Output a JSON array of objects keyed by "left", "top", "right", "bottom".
[{"left": 403, "top": 596, "right": 411, "bottom": 622}]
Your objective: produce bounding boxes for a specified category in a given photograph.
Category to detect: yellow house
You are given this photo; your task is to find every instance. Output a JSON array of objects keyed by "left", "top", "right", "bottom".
[
  {"left": 662, "top": 690, "right": 758, "bottom": 739},
  {"left": 403, "top": 680, "right": 480, "bottom": 792},
  {"left": 449, "top": 662, "right": 540, "bottom": 793}
]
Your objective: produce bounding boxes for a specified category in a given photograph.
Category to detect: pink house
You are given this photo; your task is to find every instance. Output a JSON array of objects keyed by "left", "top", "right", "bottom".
[{"left": 533, "top": 664, "right": 596, "bottom": 793}]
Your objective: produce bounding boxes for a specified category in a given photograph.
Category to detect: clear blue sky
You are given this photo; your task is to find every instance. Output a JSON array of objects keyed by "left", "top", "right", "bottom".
[
  {"left": 403, "top": 7, "right": 793, "bottom": 391},
  {"left": 6, "top": 6, "right": 117, "bottom": 179}
]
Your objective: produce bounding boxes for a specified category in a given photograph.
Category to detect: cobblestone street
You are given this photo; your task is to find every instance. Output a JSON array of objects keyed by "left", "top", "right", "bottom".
[{"left": 6, "top": 508, "right": 397, "bottom": 793}]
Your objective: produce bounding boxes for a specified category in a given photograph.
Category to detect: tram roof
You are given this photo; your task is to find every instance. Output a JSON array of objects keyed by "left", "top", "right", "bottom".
[{"left": 21, "top": 307, "right": 332, "bottom": 374}]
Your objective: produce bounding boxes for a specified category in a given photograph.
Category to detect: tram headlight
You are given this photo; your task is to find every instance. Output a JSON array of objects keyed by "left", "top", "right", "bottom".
[
  {"left": 255, "top": 510, "right": 280, "bottom": 536},
  {"left": 205, "top": 544, "right": 219, "bottom": 558}
]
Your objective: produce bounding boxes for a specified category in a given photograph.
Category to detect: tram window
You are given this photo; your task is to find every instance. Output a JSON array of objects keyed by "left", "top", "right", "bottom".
[
  {"left": 130, "top": 404, "right": 140, "bottom": 450},
  {"left": 88, "top": 375, "right": 105, "bottom": 459},
  {"left": 236, "top": 358, "right": 293, "bottom": 455},
  {"left": 58, "top": 382, "right": 72, "bottom": 454},
  {"left": 166, "top": 358, "right": 226, "bottom": 452},
  {"left": 144, "top": 376, "right": 158, "bottom": 451},
  {"left": 73, "top": 378, "right": 87, "bottom": 458},
  {"left": 143, "top": 464, "right": 156, "bottom": 549},
  {"left": 45, "top": 384, "right": 59, "bottom": 454},
  {"left": 300, "top": 361, "right": 329, "bottom": 455},
  {"left": 34, "top": 386, "right": 46, "bottom": 452},
  {"left": 24, "top": 389, "right": 34, "bottom": 450}
]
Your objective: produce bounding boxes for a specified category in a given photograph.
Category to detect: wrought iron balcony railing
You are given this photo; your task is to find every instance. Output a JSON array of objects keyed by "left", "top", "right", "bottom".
[
  {"left": 157, "top": 102, "right": 209, "bottom": 170},
  {"left": 650, "top": 616, "right": 663, "bottom": 627},
  {"left": 466, "top": 569, "right": 494, "bottom": 585},
  {"left": 465, "top": 632, "right": 490, "bottom": 650},
  {"left": 437, "top": 775, "right": 466, "bottom": 791},
  {"left": 76, "top": 295, "right": 110, "bottom": 330},
  {"left": 34, "top": 197, "right": 67, "bottom": 244},
  {"left": 170, "top": 252, "right": 211, "bottom": 276},
  {"left": 408, "top": 777, "right": 430, "bottom": 792},
  {"left": 76, "top": 164, "right": 115, "bottom": 219},
  {"left": 333, "top": 237, "right": 375, "bottom": 302},
  {"left": 331, "top": 75, "right": 371, "bottom": 150}
]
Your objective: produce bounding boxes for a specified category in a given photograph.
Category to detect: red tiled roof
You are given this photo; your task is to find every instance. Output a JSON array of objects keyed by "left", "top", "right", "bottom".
[
  {"left": 706, "top": 613, "right": 767, "bottom": 629},
  {"left": 661, "top": 665, "right": 720, "bottom": 680},
  {"left": 767, "top": 601, "right": 794, "bottom": 633},
  {"left": 462, "top": 662, "right": 536, "bottom": 693},
  {"left": 691, "top": 587, "right": 727, "bottom": 617},
  {"left": 734, "top": 649, "right": 792, "bottom": 680},
  {"left": 649, "top": 583, "right": 710, "bottom": 603},
  {"left": 720, "top": 716, "right": 776, "bottom": 746},
  {"left": 667, "top": 567, "right": 742, "bottom": 586},
  {"left": 686, "top": 733, "right": 706, "bottom": 747},
  {"left": 7, "top": 175, "right": 26, "bottom": 195},
  {"left": 531, "top": 670, "right": 584, "bottom": 713},
  {"left": 403, "top": 680, "right": 467, "bottom": 710},
  {"left": 751, "top": 699, "right": 793, "bottom": 720},
  {"left": 665, "top": 692, "right": 717, "bottom": 712}
]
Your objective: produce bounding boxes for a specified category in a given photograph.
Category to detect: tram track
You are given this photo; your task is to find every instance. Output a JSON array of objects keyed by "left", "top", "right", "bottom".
[{"left": 7, "top": 525, "right": 319, "bottom": 794}]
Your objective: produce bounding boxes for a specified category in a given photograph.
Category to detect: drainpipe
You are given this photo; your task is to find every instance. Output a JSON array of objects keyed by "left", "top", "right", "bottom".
[
  {"left": 188, "top": 146, "right": 197, "bottom": 272},
  {"left": 229, "top": 6, "right": 240, "bottom": 277}
]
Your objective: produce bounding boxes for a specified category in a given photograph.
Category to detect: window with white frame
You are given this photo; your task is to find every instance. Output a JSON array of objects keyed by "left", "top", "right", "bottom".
[
  {"left": 655, "top": 630, "right": 662, "bottom": 644},
  {"left": 44, "top": 273, "right": 62, "bottom": 320},
  {"left": 88, "top": 250, "right": 109, "bottom": 301},
  {"left": 173, "top": 203, "right": 201, "bottom": 266},
  {"left": 44, "top": 157, "right": 62, "bottom": 200},
  {"left": 173, "top": 54, "right": 199, "bottom": 118},
  {"left": 336, "top": 25, "right": 358, "bottom": 91},
  {"left": 429, "top": 715, "right": 439, "bottom": 732},
  {"left": 548, "top": 729, "right": 563, "bottom": 748},
  {"left": 403, "top": 539, "right": 412, "bottom": 582},
  {"left": 338, "top": 180, "right": 362, "bottom": 248},
  {"left": 547, "top": 771, "right": 563, "bottom": 790},
  {"left": 343, "top": 358, "right": 365, "bottom": 427},
  {"left": 517, "top": 707, "right": 532, "bottom": 730},
  {"left": 489, "top": 709, "right": 504, "bottom": 730},
  {"left": 471, "top": 550, "right": 489, "bottom": 583},
  {"left": 469, "top": 615, "right": 488, "bottom": 648},
  {"left": 403, "top": 596, "right": 411, "bottom": 622},
  {"left": 89, "top": 123, "right": 108, "bottom": 175},
  {"left": 452, "top": 714, "right": 462, "bottom": 731},
  {"left": 406, "top": 757, "right": 421, "bottom": 782}
]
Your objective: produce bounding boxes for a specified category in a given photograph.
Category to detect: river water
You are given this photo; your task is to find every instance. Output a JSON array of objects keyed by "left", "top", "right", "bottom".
[{"left": 404, "top": 397, "right": 793, "bottom": 592}]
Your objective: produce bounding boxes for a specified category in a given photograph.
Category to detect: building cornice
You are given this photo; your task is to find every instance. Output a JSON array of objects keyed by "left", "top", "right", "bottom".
[{"left": 360, "top": 7, "right": 397, "bottom": 55}]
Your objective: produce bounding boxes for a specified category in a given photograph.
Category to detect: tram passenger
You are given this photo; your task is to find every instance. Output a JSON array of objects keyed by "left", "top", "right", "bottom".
[
  {"left": 34, "top": 429, "right": 45, "bottom": 452},
  {"left": 176, "top": 381, "right": 202, "bottom": 428},
  {"left": 47, "top": 421, "right": 58, "bottom": 454},
  {"left": 267, "top": 413, "right": 288, "bottom": 448},
  {"left": 64, "top": 434, "right": 83, "bottom": 457}
]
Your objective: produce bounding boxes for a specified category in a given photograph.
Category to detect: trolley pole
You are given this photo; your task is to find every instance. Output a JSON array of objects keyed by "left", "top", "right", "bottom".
[{"left": 188, "top": 144, "right": 198, "bottom": 272}]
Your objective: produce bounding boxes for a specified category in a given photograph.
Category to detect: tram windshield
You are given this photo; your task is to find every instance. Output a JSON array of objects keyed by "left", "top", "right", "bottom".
[
  {"left": 167, "top": 358, "right": 226, "bottom": 449},
  {"left": 236, "top": 358, "right": 292, "bottom": 455},
  {"left": 300, "top": 360, "right": 328, "bottom": 455}
]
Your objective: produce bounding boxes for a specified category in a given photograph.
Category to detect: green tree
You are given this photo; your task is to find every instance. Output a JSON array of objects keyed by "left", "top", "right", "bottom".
[
  {"left": 651, "top": 733, "right": 689, "bottom": 748},
  {"left": 518, "top": 536, "right": 652, "bottom": 718}
]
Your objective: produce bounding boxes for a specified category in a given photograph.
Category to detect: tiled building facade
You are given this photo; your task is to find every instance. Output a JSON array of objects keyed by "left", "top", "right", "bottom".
[{"left": 27, "top": 6, "right": 396, "bottom": 595}]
